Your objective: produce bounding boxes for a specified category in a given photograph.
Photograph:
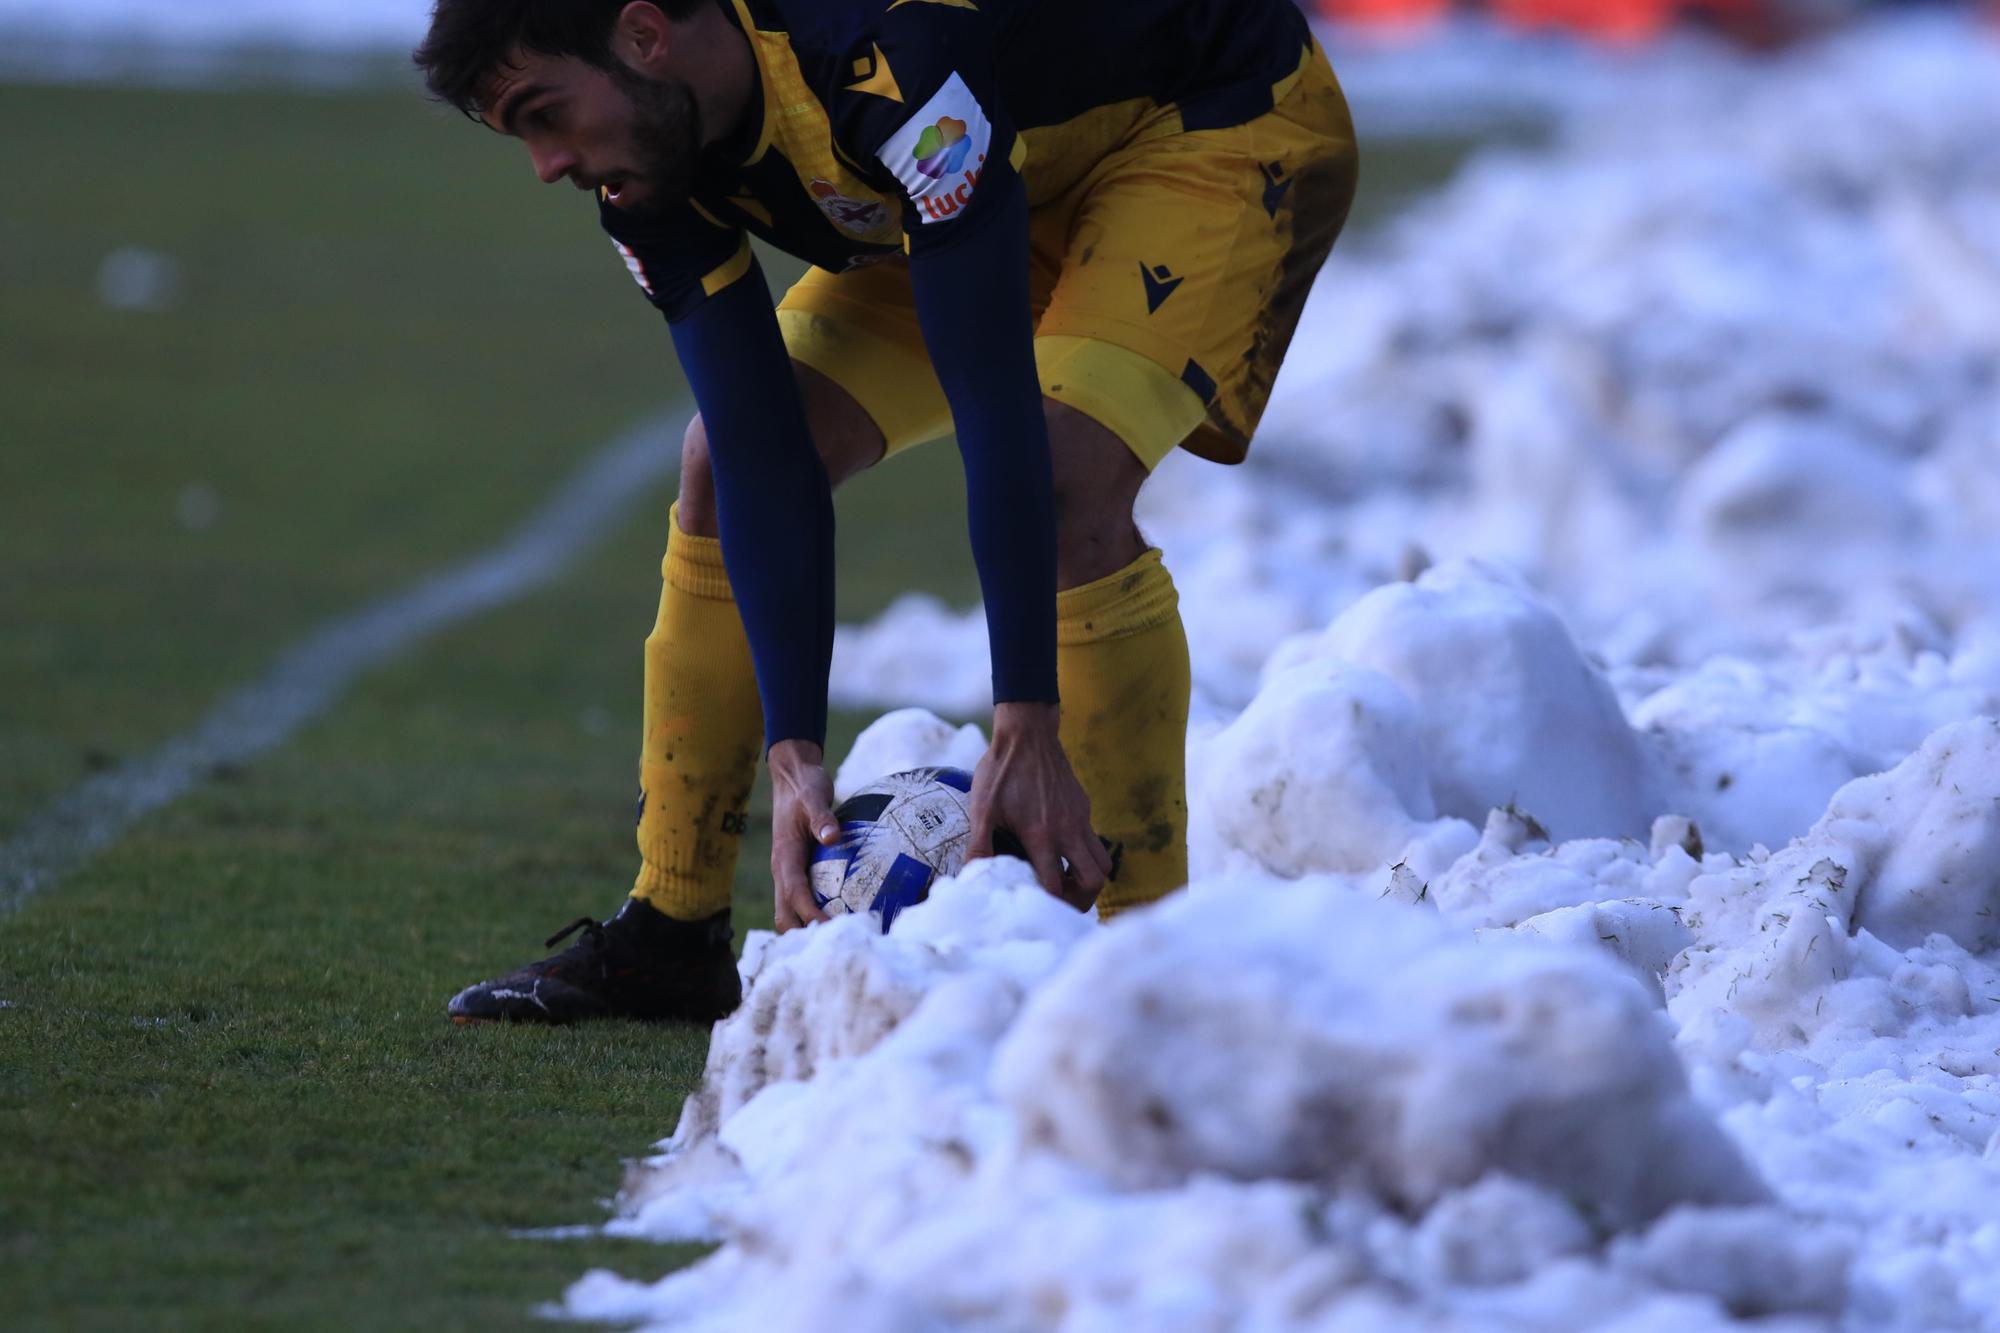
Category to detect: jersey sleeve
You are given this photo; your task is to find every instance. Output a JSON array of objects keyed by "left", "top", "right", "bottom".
[
  {"left": 669, "top": 262, "right": 838, "bottom": 751},
  {"left": 831, "top": 3, "right": 1060, "bottom": 709},
  {"left": 600, "top": 195, "right": 837, "bottom": 749},
  {"left": 597, "top": 194, "right": 753, "bottom": 322}
]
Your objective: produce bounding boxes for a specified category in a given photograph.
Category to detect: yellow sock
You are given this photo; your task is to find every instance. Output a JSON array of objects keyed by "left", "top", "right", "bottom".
[
  {"left": 1056, "top": 549, "right": 1191, "bottom": 920},
  {"left": 630, "top": 503, "right": 764, "bottom": 921}
]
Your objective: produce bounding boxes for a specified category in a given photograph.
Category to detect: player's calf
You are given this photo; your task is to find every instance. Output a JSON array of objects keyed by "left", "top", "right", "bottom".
[
  {"left": 1043, "top": 398, "right": 1191, "bottom": 917},
  {"left": 448, "top": 365, "right": 900, "bottom": 1024}
]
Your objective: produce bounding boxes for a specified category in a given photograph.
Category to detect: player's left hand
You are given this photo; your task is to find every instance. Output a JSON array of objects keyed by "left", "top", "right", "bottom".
[
  {"left": 769, "top": 739, "right": 837, "bottom": 933},
  {"left": 969, "top": 702, "right": 1113, "bottom": 911}
]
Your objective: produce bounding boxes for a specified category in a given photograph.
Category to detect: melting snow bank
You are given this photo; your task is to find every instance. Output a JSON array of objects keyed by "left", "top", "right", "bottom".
[
  {"left": 566, "top": 719, "right": 2000, "bottom": 1331},
  {"left": 1194, "top": 559, "right": 2000, "bottom": 866}
]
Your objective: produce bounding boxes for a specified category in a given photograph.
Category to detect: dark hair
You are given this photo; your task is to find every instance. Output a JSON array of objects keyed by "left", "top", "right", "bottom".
[{"left": 414, "top": 0, "right": 705, "bottom": 118}]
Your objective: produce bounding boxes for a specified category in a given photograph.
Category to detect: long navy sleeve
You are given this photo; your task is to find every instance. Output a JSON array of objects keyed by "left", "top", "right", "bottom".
[
  {"left": 668, "top": 257, "right": 835, "bottom": 752},
  {"left": 664, "top": 190, "right": 1059, "bottom": 744},
  {"left": 905, "top": 171, "right": 1058, "bottom": 707}
]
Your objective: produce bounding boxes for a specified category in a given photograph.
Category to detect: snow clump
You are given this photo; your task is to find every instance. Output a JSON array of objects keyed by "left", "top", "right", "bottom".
[{"left": 992, "top": 886, "right": 1764, "bottom": 1227}]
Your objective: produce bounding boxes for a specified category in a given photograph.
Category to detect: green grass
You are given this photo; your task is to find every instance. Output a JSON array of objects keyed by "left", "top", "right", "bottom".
[{"left": 0, "top": 74, "right": 1476, "bottom": 1330}]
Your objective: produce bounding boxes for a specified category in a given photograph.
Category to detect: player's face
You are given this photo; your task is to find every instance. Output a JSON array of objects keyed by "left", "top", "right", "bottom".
[{"left": 482, "top": 50, "right": 701, "bottom": 214}]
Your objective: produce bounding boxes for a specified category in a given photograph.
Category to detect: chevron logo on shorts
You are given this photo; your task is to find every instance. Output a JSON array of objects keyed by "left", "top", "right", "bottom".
[
  {"left": 1140, "top": 262, "right": 1184, "bottom": 315},
  {"left": 1260, "top": 161, "right": 1292, "bottom": 219}
]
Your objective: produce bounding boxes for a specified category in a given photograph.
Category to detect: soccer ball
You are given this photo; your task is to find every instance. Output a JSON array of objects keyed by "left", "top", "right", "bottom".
[{"left": 810, "top": 767, "right": 975, "bottom": 931}]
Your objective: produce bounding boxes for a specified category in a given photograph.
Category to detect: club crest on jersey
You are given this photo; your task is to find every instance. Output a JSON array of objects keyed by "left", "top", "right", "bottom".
[
  {"left": 807, "top": 179, "right": 891, "bottom": 236},
  {"left": 878, "top": 72, "right": 992, "bottom": 225}
]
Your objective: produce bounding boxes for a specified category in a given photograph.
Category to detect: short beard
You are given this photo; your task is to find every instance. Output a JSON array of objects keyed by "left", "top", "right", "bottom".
[{"left": 609, "top": 64, "right": 703, "bottom": 213}]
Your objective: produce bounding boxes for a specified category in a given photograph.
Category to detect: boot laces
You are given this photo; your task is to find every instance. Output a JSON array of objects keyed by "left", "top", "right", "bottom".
[
  {"left": 533, "top": 915, "right": 630, "bottom": 985},
  {"left": 544, "top": 917, "right": 607, "bottom": 951}
]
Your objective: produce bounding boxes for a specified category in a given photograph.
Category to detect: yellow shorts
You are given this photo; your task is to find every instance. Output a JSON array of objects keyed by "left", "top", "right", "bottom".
[{"left": 776, "top": 44, "right": 1358, "bottom": 471}]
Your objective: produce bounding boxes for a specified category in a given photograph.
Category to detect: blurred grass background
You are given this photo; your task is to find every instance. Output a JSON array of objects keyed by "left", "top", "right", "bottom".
[{"left": 0, "top": 75, "right": 1470, "bottom": 1330}]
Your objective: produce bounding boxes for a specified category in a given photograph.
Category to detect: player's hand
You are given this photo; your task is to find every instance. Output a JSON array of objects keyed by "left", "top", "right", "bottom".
[
  {"left": 969, "top": 702, "right": 1113, "bottom": 912},
  {"left": 769, "top": 739, "right": 836, "bottom": 933}
]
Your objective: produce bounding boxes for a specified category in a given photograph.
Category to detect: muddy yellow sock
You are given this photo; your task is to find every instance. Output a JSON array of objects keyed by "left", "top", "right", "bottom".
[
  {"left": 630, "top": 503, "right": 763, "bottom": 921},
  {"left": 1056, "top": 548, "right": 1191, "bottom": 920}
]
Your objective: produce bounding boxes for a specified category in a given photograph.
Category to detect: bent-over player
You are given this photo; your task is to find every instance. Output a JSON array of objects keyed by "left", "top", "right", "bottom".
[{"left": 419, "top": 0, "right": 1357, "bottom": 1023}]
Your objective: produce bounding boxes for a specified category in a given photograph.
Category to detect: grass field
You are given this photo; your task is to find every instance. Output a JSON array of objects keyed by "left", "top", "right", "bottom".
[{"left": 0, "top": 74, "right": 1470, "bottom": 1330}]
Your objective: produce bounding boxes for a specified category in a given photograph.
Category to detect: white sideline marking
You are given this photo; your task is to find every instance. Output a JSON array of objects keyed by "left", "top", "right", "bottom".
[{"left": 0, "top": 413, "right": 681, "bottom": 913}]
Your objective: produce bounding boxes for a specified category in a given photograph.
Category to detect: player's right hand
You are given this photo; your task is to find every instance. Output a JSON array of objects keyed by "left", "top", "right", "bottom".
[
  {"left": 769, "top": 739, "right": 836, "bottom": 933},
  {"left": 970, "top": 701, "right": 1113, "bottom": 912}
]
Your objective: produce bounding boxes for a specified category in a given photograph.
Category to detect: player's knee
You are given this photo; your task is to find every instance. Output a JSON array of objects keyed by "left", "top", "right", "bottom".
[
  {"left": 678, "top": 374, "right": 879, "bottom": 541},
  {"left": 1052, "top": 498, "right": 1144, "bottom": 589},
  {"left": 793, "top": 361, "right": 887, "bottom": 485},
  {"left": 1052, "top": 488, "right": 1145, "bottom": 589},
  {"left": 1048, "top": 401, "right": 1147, "bottom": 589},
  {"left": 677, "top": 414, "right": 719, "bottom": 538}
]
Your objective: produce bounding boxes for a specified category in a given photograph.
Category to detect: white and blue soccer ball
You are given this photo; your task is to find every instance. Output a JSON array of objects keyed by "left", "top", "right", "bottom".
[{"left": 811, "top": 767, "right": 975, "bottom": 931}]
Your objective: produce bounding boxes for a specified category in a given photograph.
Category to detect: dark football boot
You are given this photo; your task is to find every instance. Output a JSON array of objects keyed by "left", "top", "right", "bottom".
[{"left": 446, "top": 899, "right": 740, "bottom": 1025}]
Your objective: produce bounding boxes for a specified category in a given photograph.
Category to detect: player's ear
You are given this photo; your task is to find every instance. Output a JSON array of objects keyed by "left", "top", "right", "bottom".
[{"left": 613, "top": 2, "right": 675, "bottom": 73}]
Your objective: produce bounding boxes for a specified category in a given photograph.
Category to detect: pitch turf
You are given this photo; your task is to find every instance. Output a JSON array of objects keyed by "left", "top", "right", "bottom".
[{"left": 0, "top": 74, "right": 1471, "bottom": 1329}]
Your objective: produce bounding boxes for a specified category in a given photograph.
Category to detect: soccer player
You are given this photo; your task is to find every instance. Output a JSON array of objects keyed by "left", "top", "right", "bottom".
[{"left": 422, "top": 0, "right": 1357, "bottom": 1023}]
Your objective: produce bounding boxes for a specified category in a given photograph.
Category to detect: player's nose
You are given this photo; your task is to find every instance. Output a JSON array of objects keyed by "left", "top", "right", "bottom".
[{"left": 529, "top": 142, "right": 579, "bottom": 186}]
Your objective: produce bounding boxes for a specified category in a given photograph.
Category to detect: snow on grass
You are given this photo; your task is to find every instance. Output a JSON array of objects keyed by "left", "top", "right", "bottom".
[{"left": 567, "top": 17, "right": 2000, "bottom": 1332}]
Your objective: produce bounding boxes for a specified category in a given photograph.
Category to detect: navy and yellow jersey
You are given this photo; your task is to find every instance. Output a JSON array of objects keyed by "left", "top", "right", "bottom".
[
  {"left": 602, "top": 0, "right": 1312, "bottom": 318},
  {"left": 605, "top": 0, "right": 1314, "bottom": 752}
]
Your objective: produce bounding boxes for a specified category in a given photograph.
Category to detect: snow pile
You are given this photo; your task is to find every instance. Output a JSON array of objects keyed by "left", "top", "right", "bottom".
[
  {"left": 1267, "top": 561, "right": 1661, "bottom": 843},
  {"left": 1247, "top": 18, "right": 2000, "bottom": 673},
  {"left": 1660, "top": 720, "right": 2000, "bottom": 1328},
  {"left": 571, "top": 710, "right": 2000, "bottom": 1331},
  {"left": 992, "top": 888, "right": 1763, "bottom": 1227},
  {"left": 1666, "top": 720, "right": 2000, "bottom": 1057},
  {"left": 575, "top": 871, "right": 1802, "bottom": 1332},
  {"left": 1195, "top": 558, "right": 2000, "bottom": 892},
  {"left": 1620, "top": 629, "right": 1994, "bottom": 855},
  {"left": 1197, "top": 656, "right": 1441, "bottom": 876},
  {"left": 1824, "top": 720, "right": 2000, "bottom": 954}
]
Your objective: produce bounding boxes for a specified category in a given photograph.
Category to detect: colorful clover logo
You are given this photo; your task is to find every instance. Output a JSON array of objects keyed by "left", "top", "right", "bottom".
[{"left": 912, "top": 116, "right": 972, "bottom": 180}]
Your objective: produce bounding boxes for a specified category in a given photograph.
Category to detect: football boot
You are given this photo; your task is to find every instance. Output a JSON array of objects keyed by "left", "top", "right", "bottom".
[{"left": 446, "top": 898, "right": 740, "bottom": 1025}]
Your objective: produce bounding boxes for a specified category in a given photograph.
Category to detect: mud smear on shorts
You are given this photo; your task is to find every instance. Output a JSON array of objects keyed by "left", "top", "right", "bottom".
[
  {"left": 1182, "top": 145, "right": 1357, "bottom": 466},
  {"left": 1237, "top": 153, "right": 1359, "bottom": 449}
]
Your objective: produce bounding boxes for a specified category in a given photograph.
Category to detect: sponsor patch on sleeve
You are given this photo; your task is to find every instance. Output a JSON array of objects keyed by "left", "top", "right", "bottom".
[{"left": 876, "top": 72, "right": 992, "bottom": 225}]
